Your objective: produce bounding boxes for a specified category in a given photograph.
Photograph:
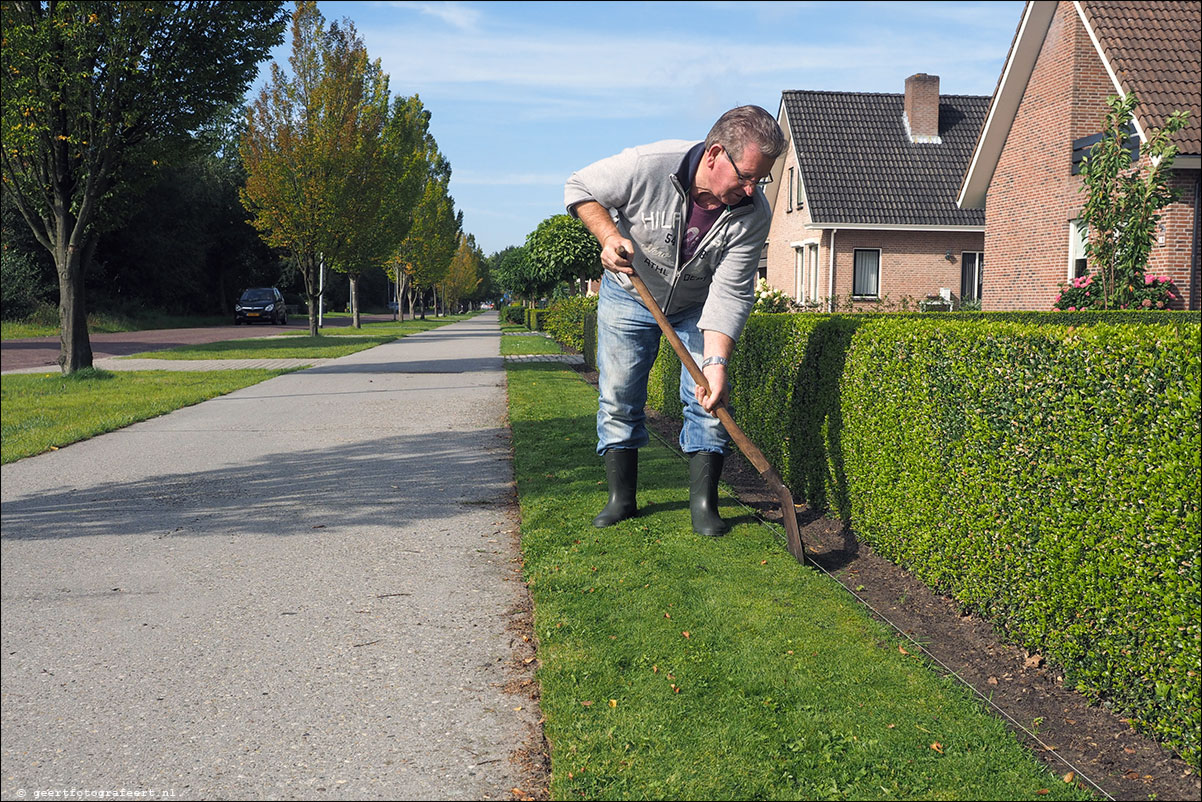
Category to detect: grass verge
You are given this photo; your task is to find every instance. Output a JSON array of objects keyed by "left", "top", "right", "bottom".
[
  {"left": 502, "top": 332, "right": 565, "bottom": 356},
  {"left": 123, "top": 315, "right": 476, "bottom": 360},
  {"left": 505, "top": 359, "right": 1093, "bottom": 801},
  {"left": 1, "top": 312, "right": 229, "bottom": 339},
  {"left": 1, "top": 368, "right": 290, "bottom": 464}
]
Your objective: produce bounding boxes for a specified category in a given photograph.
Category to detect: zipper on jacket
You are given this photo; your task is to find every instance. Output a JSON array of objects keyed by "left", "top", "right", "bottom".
[{"left": 661, "top": 174, "right": 752, "bottom": 313}]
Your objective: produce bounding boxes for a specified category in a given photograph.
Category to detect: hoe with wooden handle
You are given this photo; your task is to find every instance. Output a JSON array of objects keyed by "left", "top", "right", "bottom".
[{"left": 621, "top": 261, "right": 807, "bottom": 564}]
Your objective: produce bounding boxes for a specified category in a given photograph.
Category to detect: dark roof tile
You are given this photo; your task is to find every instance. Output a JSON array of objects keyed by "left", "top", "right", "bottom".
[
  {"left": 782, "top": 90, "right": 988, "bottom": 226},
  {"left": 1080, "top": 0, "right": 1201, "bottom": 155}
]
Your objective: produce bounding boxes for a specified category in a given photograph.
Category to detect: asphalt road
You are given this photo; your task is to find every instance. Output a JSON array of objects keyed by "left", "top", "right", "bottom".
[
  {"left": 0, "top": 312, "right": 541, "bottom": 800},
  {"left": 0, "top": 315, "right": 398, "bottom": 373}
]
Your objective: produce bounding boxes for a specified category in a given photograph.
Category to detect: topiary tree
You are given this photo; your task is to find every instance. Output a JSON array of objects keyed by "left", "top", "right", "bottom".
[{"left": 525, "top": 214, "right": 602, "bottom": 297}]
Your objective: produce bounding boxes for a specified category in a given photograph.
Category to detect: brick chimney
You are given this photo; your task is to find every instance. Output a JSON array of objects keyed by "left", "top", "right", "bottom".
[{"left": 904, "top": 73, "right": 941, "bottom": 144}]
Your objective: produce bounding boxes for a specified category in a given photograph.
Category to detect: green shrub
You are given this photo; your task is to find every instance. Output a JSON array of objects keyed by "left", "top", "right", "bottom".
[
  {"left": 541, "top": 295, "right": 597, "bottom": 353},
  {"left": 502, "top": 304, "right": 526, "bottom": 325},
  {"left": 647, "top": 312, "right": 1201, "bottom": 765},
  {"left": 1, "top": 246, "right": 50, "bottom": 321}
]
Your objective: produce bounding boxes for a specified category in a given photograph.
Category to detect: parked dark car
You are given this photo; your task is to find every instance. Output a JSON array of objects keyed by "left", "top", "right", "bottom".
[{"left": 234, "top": 287, "right": 288, "bottom": 325}]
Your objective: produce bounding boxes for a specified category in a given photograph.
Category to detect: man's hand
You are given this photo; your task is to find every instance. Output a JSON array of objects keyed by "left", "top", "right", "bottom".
[
  {"left": 605, "top": 237, "right": 636, "bottom": 275},
  {"left": 695, "top": 363, "right": 729, "bottom": 414}
]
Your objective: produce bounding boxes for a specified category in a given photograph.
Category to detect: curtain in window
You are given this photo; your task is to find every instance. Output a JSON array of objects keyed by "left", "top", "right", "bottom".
[
  {"left": 853, "top": 250, "right": 879, "bottom": 297},
  {"left": 961, "top": 253, "right": 983, "bottom": 302}
]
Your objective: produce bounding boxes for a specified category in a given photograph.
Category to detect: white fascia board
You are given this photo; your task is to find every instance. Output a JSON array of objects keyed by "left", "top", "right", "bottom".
[
  {"left": 958, "top": 1, "right": 1058, "bottom": 209},
  {"left": 766, "top": 102, "right": 792, "bottom": 215},
  {"left": 1073, "top": 1, "right": 1148, "bottom": 142}
]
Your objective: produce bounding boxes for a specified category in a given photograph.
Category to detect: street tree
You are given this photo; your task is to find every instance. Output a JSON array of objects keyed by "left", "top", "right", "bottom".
[
  {"left": 395, "top": 151, "right": 460, "bottom": 318},
  {"left": 525, "top": 213, "right": 602, "bottom": 297},
  {"left": 442, "top": 232, "right": 483, "bottom": 313},
  {"left": 313, "top": 20, "right": 391, "bottom": 330},
  {"left": 1, "top": 0, "right": 287, "bottom": 372},
  {"left": 241, "top": 1, "right": 389, "bottom": 336},
  {"left": 379, "top": 96, "right": 436, "bottom": 321}
]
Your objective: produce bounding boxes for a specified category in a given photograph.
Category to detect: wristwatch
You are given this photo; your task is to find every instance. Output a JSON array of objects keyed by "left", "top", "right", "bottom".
[{"left": 701, "top": 356, "right": 729, "bottom": 369}]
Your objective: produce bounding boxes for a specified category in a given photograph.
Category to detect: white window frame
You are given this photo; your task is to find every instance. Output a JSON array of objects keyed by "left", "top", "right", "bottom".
[
  {"left": 852, "top": 248, "right": 882, "bottom": 299},
  {"left": 1068, "top": 219, "right": 1089, "bottom": 279}
]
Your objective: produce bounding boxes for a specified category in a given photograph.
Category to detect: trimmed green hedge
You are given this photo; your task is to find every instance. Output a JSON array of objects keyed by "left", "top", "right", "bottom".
[
  {"left": 501, "top": 304, "right": 526, "bottom": 325},
  {"left": 525, "top": 307, "right": 546, "bottom": 331},
  {"left": 648, "top": 311, "right": 1201, "bottom": 765}
]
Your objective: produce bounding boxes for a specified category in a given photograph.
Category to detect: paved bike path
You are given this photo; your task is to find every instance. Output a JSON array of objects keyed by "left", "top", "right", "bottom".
[{"left": 0, "top": 312, "right": 540, "bottom": 800}]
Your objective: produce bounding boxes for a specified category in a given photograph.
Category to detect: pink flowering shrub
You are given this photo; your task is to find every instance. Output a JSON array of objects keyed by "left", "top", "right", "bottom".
[
  {"left": 1130, "top": 274, "right": 1181, "bottom": 310},
  {"left": 1054, "top": 272, "right": 1180, "bottom": 311},
  {"left": 1053, "top": 273, "right": 1102, "bottom": 310}
]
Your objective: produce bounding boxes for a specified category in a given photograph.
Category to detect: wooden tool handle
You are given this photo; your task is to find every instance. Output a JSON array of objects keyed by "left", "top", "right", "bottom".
[{"left": 626, "top": 271, "right": 774, "bottom": 477}]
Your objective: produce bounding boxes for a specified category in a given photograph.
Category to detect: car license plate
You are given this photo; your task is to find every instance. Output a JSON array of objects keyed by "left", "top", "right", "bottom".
[{"left": 248, "top": 312, "right": 260, "bottom": 317}]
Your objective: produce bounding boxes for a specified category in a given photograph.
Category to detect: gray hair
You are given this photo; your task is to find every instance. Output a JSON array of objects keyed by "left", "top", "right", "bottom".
[{"left": 704, "top": 105, "right": 786, "bottom": 161}]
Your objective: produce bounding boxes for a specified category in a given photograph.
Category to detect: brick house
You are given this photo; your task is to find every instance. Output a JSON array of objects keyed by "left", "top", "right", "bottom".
[
  {"left": 957, "top": 0, "right": 1201, "bottom": 310},
  {"left": 763, "top": 76, "right": 989, "bottom": 311}
]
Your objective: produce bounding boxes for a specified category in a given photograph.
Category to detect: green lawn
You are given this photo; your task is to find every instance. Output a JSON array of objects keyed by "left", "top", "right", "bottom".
[
  {"left": 505, "top": 358, "right": 1094, "bottom": 801},
  {"left": 501, "top": 332, "right": 565, "bottom": 356},
  {"left": 1, "top": 368, "right": 291, "bottom": 464},
  {"left": 123, "top": 315, "right": 478, "bottom": 359}
]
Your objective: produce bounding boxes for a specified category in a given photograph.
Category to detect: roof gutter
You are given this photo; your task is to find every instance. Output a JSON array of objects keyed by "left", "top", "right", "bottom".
[{"left": 804, "top": 222, "right": 984, "bottom": 232}]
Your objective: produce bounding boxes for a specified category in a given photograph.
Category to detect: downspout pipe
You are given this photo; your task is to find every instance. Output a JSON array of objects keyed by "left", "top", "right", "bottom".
[{"left": 828, "top": 228, "right": 838, "bottom": 313}]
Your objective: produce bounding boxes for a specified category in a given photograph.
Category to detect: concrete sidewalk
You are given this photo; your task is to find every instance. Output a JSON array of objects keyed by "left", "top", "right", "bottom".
[{"left": 0, "top": 312, "right": 542, "bottom": 800}]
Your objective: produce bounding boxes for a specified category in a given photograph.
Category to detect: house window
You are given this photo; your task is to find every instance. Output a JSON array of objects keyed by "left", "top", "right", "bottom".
[
  {"left": 807, "top": 243, "right": 819, "bottom": 304},
  {"left": 787, "top": 167, "right": 794, "bottom": 212},
  {"left": 1068, "top": 219, "right": 1089, "bottom": 278},
  {"left": 853, "top": 249, "right": 880, "bottom": 298},
  {"left": 961, "top": 252, "right": 984, "bottom": 302},
  {"left": 796, "top": 171, "right": 804, "bottom": 210}
]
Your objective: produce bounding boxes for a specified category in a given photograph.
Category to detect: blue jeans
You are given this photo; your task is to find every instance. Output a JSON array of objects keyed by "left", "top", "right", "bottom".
[{"left": 596, "top": 274, "right": 730, "bottom": 456}]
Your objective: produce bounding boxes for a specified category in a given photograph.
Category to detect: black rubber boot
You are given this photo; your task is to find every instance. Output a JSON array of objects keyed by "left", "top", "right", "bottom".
[
  {"left": 689, "top": 451, "right": 729, "bottom": 536},
  {"left": 593, "top": 449, "right": 638, "bottom": 527}
]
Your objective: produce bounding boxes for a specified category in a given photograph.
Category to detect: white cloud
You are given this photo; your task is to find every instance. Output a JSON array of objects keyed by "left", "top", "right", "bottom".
[{"left": 381, "top": 1, "right": 481, "bottom": 31}]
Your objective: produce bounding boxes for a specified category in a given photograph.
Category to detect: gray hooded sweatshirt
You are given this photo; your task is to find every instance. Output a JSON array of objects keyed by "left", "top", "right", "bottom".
[{"left": 564, "top": 139, "right": 771, "bottom": 342}]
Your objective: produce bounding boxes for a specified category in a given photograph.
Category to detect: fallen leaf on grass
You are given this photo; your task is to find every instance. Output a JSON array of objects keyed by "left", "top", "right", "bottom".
[
  {"left": 664, "top": 612, "right": 671, "bottom": 619},
  {"left": 899, "top": 645, "right": 910, "bottom": 655},
  {"left": 1062, "top": 772, "right": 1076, "bottom": 783},
  {"left": 581, "top": 700, "right": 593, "bottom": 707},
  {"left": 682, "top": 631, "right": 690, "bottom": 639},
  {"left": 609, "top": 699, "right": 617, "bottom": 708},
  {"left": 930, "top": 742, "right": 943, "bottom": 754}
]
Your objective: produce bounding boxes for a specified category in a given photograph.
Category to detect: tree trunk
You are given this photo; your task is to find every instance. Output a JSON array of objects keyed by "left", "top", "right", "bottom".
[
  {"left": 57, "top": 244, "right": 93, "bottom": 374},
  {"left": 301, "top": 252, "right": 320, "bottom": 337},
  {"left": 351, "top": 273, "right": 361, "bottom": 328}
]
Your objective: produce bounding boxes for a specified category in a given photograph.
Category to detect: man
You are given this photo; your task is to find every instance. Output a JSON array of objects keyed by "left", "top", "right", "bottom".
[{"left": 564, "top": 105, "right": 785, "bottom": 536}]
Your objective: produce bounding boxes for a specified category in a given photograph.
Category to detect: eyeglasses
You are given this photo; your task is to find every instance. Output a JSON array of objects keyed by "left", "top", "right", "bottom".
[{"left": 722, "top": 147, "right": 772, "bottom": 187}]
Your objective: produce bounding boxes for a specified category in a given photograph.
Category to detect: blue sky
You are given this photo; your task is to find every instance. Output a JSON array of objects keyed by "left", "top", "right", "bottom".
[{"left": 249, "top": 1, "right": 1026, "bottom": 256}]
